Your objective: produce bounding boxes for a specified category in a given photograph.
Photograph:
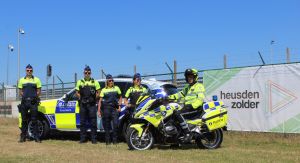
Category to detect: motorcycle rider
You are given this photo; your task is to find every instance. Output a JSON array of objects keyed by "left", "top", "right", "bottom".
[
  {"left": 76, "top": 66, "right": 101, "bottom": 144},
  {"left": 168, "top": 68, "right": 205, "bottom": 142},
  {"left": 18, "top": 64, "right": 42, "bottom": 143},
  {"left": 97, "top": 74, "right": 122, "bottom": 145},
  {"left": 124, "top": 73, "right": 148, "bottom": 114}
]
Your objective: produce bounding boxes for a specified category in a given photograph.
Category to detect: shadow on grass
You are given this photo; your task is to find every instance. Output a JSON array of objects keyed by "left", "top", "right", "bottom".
[
  {"left": 154, "top": 144, "right": 199, "bottom": 150},
  {"left": 127, "top": 143, "right": 220, "bottom": 151},
  {"left": 46, "top": 131, "right": 107, "bottom": 142},
  {"left": 45, "top": 131, "right": 222, "bottom": 151}
]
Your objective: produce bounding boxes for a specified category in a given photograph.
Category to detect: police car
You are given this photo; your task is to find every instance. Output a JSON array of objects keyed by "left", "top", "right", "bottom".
[{"left": 20, "top": 77, "right": 178, "bottom": 139}]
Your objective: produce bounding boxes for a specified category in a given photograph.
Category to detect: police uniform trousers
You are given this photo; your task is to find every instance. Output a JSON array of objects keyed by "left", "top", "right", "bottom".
[
  {"left": 102, "top": 105, "right": 119, "bottom": 142},
  {"left": 79, "top": 103, "right": 97, "bottom": 140},
  {"left": 174, "top": 104, "right": 203, "bottom": 132},
  {"left": 19, "top": 99, "right": 39, "bottom": 138}
]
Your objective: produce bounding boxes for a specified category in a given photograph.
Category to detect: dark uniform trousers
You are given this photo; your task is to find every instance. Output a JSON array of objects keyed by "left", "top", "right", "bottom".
[
  {"left": 102, "top": 105, "right": 119, "bottom": 142},
  {"left": 126, "top": 106, "right": 135, "bottom": 116},
  {"left": 174, "top": 104, "right": 203, "bottom": 132},
  {"left": 79, "top": 103, "right": 97, "bottom": 140},
  {"left": 19, "top": 99, "right": 39, "bottom": 138}
]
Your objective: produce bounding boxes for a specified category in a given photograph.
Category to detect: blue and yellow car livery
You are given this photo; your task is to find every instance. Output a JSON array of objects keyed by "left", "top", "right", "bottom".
[{"left": 19, "top": 78, "right": 178, "bottom": 138}]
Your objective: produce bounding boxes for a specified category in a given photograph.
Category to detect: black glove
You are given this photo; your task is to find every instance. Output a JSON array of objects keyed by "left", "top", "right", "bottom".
[
  {"left": 17, "top": 104, "right": 24, "bottom": 112},
  {"left": 31, "top": 97, "right": 41, "bottom": 105}
]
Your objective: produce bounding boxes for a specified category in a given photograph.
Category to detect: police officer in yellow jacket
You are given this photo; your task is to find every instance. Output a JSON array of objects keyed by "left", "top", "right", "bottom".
[
  {"left": 97, "top": 74, "right": 122, "bottom": 145},
  {"left": 18, "top": 64, "right": 42, "bottom": 143},
  {"left": 124, "top": 73, "right": 148, "bottom": 112},
  {"left": 169, "top": 68, "right": 205, "bottom": 142},
  {"left": 76, "top": 66, "right": 100, "bottom": 144}
]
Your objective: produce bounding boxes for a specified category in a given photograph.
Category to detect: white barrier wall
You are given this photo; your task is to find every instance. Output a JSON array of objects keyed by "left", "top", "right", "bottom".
[
  {"left": 203, "top": 63, "right": 300, "bottom": 133},
  {"left": 0, "top": 101, "right": 20, "bottom": 118}
]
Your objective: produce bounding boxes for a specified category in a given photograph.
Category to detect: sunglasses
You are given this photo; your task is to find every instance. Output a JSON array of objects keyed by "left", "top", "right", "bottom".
[
  {"left": 84, "top": 71, "right": 91, "bottom": 75},
  {"left": 108, "top": 79, "right": 114, "bottom": 82},
  {"left": 26, "top": 69, "right": 33, "bottom": 72}
]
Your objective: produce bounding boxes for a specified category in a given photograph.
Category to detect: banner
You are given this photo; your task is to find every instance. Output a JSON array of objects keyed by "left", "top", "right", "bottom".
[{"left": 203, "top": 63, "right": 300, "bottom": 133}]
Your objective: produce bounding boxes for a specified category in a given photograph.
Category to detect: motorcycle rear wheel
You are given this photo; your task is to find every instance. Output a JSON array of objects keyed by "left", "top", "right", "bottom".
[
  {"left": 126, "top": 127, "right": 154, "bottom": 150},
  {"left": 196, "top": 129, "right": 223, "bottom": 149}
]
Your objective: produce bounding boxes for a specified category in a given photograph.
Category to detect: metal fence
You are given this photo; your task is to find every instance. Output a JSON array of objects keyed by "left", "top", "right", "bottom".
[
  {"left": 0, "top": 76, "right": 201, "bottom": 103},
  {"left": 0, "top": 82, "right": 76, "bottom": 101},
  {"left": 2, "top": 61, "right": 298, "bottom": 103},
  {"left": 0, "top": 81, "right": 76, "bottom": 116},
  {"left": 1, "top": 61, "right": 297, "bottom": 116},
  {"left": 40, "top": 82, "right": 76, "bottom": 100}
]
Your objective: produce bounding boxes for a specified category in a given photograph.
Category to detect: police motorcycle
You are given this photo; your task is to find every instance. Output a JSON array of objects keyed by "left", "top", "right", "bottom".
[{"left": 126, "top": 95, "right": 228, "bottom": 150}]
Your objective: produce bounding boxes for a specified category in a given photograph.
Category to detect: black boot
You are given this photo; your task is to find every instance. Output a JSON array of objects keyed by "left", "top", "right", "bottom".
[
  {"left": 112, "top": 139, "right": 118, "bottom": 145},
  {"left": 91, "top": 133, "right": 97, "bottom": 144},
  {"left": 177, "top": 113, "right": 192, "bottom": 143},
  {"left": 105, "top": 138, "right": 111, "bottom": 145},
  {"left": 35, "top": 137, "right": 41, "bottom": 143},
  {"left": 79, "top": 137, "right": 87, "bottom": 144},
  {"left": 181, "top": 124, "right": 192, "bottom": 143},
  {"left": 18, "top": 135, "right": 26, "bottom": 143},
  {"left": 91, "top": 139, "right": 97, "bottom": 144}
]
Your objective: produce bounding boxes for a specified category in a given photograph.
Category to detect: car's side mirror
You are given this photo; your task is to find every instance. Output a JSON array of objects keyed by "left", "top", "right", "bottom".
[{"left": 62, "top": 94, "right": 69, "bottom": 102}]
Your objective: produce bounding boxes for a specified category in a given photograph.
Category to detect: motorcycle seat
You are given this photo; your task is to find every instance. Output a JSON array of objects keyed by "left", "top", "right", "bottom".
[{"left": 181, "top": 110, "right": 203, "bottom": 120}]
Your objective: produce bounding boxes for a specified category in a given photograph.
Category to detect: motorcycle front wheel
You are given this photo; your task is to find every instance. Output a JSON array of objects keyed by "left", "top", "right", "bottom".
[
  {"left": 126, "top": 127, "right": 154, "bottom": 150},
  {"left": 196, "top": 129, "right": 223, "bottom": 149}
]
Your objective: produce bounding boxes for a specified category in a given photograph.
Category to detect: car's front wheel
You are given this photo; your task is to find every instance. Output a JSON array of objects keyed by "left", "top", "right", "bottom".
[{"left": 27, "top": 117, "right": 50, "bottom": 139}]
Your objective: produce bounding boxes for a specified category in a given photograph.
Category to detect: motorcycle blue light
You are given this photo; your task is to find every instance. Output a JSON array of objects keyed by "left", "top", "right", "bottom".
[{"left": 212, "top": 95, "right": 218, "bottom": 101}]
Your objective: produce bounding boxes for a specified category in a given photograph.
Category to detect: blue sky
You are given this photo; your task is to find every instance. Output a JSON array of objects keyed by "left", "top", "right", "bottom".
[{"left": 0, "top": 0, "right": 299, "bottom": 85}]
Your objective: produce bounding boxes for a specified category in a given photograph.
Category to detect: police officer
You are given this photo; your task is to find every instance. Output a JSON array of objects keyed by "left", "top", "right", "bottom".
[
  {"left": 97, "top": 74, "right": 122, "bottom": 145},
  {"left": 124, "top": 73, "right": 148, "bottom": 113},
  {"left": 169, "top": 68, "right": 205, "bottom": 142},
  {"left": 18, "top": 64, "right": 42, "bottom": 143},
  {"left": 76, "top": 66, "right": 100, "bottom": 144}
]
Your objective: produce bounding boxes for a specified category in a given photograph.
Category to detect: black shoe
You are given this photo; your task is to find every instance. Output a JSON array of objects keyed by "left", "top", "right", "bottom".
[
  {"left": 18, "top": 136, "right": 26, "bottom": 143},
  {"left": 112, "top": 140, "right": 118, "bottom": 145},
  {"left": 79, "top": 139, "right": 87, "bottom": 144},
  {"left": 35, "top": 137, "right": 41, "bottom": 143},
  {"left": 91, "top": 139, "right": 97, "bottom": 144}
]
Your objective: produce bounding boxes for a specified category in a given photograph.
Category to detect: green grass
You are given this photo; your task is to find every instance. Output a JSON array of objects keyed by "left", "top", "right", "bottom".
[{"left": 1, "top": 118, "right": 300, "bottom": 163}]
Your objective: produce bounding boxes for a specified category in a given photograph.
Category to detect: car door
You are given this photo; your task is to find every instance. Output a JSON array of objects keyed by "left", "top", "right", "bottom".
[{"left": 55, "top": 89, "right": 79, "bottom": 130}]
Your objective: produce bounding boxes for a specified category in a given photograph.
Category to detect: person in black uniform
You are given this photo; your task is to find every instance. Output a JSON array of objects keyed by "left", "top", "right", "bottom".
[
  {"left": 18, "top": 64, "right": 42, "bottom": 143},
  {"left": 97, "top": 74, "right": 122, "bottom": 145},
  {"left": 124, "top": 73, "right": 148, "bottom": 114},
  {"left": 76, "top": 66, "right": 101, "bottom": 144}
]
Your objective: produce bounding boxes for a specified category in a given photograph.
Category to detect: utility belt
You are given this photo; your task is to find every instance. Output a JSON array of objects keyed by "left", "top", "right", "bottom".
[
  {"left": 21, "top": 97, "right": 40, "bottom": 105},
  {"left": 79, "top": 97, "right": 96, "bottom": 105},
  {"left": 102, "top": 102, "right": 118, "bottom": 109},
  {"left": 80, "top": 98, "right": 95, "bottom": 103}
]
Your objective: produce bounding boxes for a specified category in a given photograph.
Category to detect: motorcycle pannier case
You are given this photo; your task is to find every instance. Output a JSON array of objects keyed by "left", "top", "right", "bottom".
[{"left": 202, "top": 101, "right": 228, "bottom": 131}]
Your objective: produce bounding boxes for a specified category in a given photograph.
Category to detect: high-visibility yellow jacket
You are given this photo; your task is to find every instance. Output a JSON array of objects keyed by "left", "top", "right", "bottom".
[{"left": 169, "top": 82, "right": 205, "bottom": 109}]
